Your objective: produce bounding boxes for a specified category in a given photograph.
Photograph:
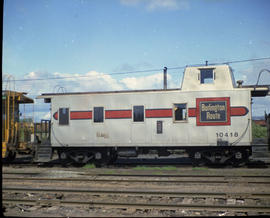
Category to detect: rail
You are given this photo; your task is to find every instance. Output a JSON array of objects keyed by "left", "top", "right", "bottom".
[
  {"left": 3, "top": 174, "right": 270, "bottom": 185},
  {"left": 3, "top": 186, "right": 270, "bottom": 199},
  {"left": 3, "top": 198, "right": 270, "bottom": 213}
]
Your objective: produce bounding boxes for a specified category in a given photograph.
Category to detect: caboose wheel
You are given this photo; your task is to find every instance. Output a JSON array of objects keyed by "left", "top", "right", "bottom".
[
  {"left": 58, "top": 149, "right": 94, "bottom": 165},
  {"left": 58, "top": 150, "right": 70, "bottom": 166},
  {"left": 228, "top": 150, "right": 249, "bottom": 167},
  {"left": 71, "top": 150, "right": 94, "bottom": 164},
  {"left": 190, "top": 151, "right": 205, "bottom": 167},
  {"left": 93, "top": 149, "right": 113, "bottom": 167}
]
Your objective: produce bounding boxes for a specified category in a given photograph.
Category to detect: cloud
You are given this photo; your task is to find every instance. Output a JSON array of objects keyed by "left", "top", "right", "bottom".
[
  {"left": 120, "top": 72, "right": 177, "bottom": 89},
  {"left": 146, "top": 0, "right": 189, "bottom": 11},
  {"left": 93, "top": 72, "right": 123, "bottom": 90},
  {"left": 120, "top": 73, "right": 162, "bottom": 89},
  {"left": 120, "top": 0, "right": 189, "bottom": 11},
  {"left": 63, "top": 71, "right": 124, "bottom": 92},
  {"left": 16, "top": 70, "right": 124, "bottom": 96},
  {"left": 25, "top": 71, "right": 48, "bottom": 79}
]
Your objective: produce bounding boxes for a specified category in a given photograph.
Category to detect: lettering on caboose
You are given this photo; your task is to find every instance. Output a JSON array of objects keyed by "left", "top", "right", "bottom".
[{"left": 201, "top": 102, "right": 226, "bottom": 121}]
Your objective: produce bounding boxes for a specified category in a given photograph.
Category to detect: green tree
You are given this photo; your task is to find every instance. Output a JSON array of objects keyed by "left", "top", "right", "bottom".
[{"left": 252, "top": 121, "right": 267, "bottom": 138}]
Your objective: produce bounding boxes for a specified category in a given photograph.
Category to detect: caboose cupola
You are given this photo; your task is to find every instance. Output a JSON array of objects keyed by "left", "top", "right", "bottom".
[{"left": 181, "top": 65, "right": 236, "bottom": 91}]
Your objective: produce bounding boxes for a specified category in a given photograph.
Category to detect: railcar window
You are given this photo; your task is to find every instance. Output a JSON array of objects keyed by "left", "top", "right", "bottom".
[
  {"left": 59, "top": 108, "right": 69, "bottom": 125},
  {"left": 133, "top": 105, "right": 144, "bottom": 122},
  {"left": 200, "top": 69, "right": 214, "bottom": 84},
  {"left": 94, "top": 107, "right": 104, "bottom": 123},
  {"left": 174, "top": 104, "right": 187, "bottom": 121}
]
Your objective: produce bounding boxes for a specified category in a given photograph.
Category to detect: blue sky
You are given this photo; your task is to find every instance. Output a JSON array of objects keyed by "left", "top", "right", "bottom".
[{"left": 2, "top": 0, "right": 270, "bottom": 120}]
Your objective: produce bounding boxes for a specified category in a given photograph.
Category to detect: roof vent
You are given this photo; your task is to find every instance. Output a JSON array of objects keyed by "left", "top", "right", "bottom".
[{"left": 237, "top": 80, "right": 244, "bottom": 88}]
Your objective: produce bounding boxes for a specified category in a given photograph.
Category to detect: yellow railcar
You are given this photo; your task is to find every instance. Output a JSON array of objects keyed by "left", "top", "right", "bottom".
[{"left": 2, "top": 90, "right": 34, "bottom": 161}]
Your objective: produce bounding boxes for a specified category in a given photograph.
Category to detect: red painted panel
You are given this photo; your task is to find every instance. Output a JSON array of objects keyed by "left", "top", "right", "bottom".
[
  {"left": 196, "top": 97, "right": 231, "bottom": 126},
  {"left": 70, "top": 111, "right": 92, "bottom": 120},
  {"left": 105, "top": 110, "right": 132, "bottom": 119},
  {"left": 145, "top": 109, "right": 172, "bottom": 118}
]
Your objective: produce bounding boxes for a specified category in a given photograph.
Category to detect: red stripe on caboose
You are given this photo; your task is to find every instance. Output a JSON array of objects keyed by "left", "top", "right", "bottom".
[
  {"left": 188, "top": 108, "right": 196, "bottom": 117},
  {"left": 230, "top": 107, "right": 249, "bottom": 116},
  {"left": 70, "top": 111, "right": 92, "bottom": 120},
  {"left": 105, "top": 110, "right": 132, "bottom": 119},
  {"left": 53, "top": 112, "right": 58, "bottom": 120},
  {"left": 145, "top": 109, "right": 172, "bottom": 118}
]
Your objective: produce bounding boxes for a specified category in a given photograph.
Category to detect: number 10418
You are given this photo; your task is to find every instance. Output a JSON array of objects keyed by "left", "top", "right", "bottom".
[{"left": 216, "top": 132, "right": 238, "bottom": 137}]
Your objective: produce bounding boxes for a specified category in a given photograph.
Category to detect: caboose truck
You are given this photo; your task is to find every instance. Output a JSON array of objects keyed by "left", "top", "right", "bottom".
[{"left": 36, "top": 64, "right": 270, "bottom": 166}]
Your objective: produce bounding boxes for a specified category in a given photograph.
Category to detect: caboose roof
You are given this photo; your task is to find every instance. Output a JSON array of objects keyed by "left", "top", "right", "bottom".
[
  {"left": 2, "top": 90, "right": 34, "bottom": 103},
  {"left": 241, "top": 85, "right": 270, "bottom": 97},
  {"left": 37, "top": 88, "right": 181, "bottom": 98}
]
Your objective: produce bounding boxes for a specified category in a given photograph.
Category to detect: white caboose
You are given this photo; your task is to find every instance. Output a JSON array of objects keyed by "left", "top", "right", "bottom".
[{"left": 36, "top": 64, "right": 269, "bottom": 165}]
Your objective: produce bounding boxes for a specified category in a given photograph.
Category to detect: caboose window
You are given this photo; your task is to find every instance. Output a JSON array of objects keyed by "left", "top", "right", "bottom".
[
  {"left": 94, "top": 107, "right": 104, "bottom": 123},
  {"left": 174, "top": 104, "right": 187, "bottom": 121},
  {"left": 59, "top": 108, "right": 69, "bottom": 125},
  {"left": 200, "top": 69, "right": 214, "bottom": 84},
  {"left": 133, "top": 105, "right": 144, "bottom": 122}
]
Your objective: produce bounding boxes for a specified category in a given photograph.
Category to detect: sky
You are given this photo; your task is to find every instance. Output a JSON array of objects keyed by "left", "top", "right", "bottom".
[{"left": 2, "top": 0, "right": 270, "bottom": 121}]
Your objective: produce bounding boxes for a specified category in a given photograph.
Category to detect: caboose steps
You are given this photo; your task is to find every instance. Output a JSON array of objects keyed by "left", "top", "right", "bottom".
[
  {"left": 249, "top": 142, "right": 270, "bottom": 163},
  {"left": 34, "top": 143, "right": 52, "bottom": 162},
  {"left": 252, "top": 144, "right": 269, "bottom": 152}
]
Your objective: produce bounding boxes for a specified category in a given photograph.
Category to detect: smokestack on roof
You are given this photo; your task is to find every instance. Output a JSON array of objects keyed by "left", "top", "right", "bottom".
[{"left": 163, "top": 67, "right": 167, "bottom": 90}]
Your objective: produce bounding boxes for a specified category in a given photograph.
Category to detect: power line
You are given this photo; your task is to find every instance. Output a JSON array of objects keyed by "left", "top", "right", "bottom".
[
  {"left": 4, "top": 68, "right": 164, "bottom": 82},
  {"left": 220, "top": 57, "right": 270, "bottom": 65},
  {"left": 167, "top": 57, "right": 270, "bottom": 69},
  {"left": 3, "top": 57, "right": 270, "bottom": 83}
]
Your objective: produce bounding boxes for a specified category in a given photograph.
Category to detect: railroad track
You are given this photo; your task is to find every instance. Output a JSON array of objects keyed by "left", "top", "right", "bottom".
[
  {"left": 3, "top": 186, "right": 270, "bottom": 199},
  {"left": 3, "top": 198, "right": 270, "bottom": 213},
  {"left": 3, "top": 170, "right": 270, "bottom": 216},
  {"left": 3, "top": 186, "right": 270, "bottom": 214},
  {"left": 3, "top": 170, "right": 270, "bottom": 178},
  {"left": 3, "top": 173, "right": 270, "bottom": 184}
]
